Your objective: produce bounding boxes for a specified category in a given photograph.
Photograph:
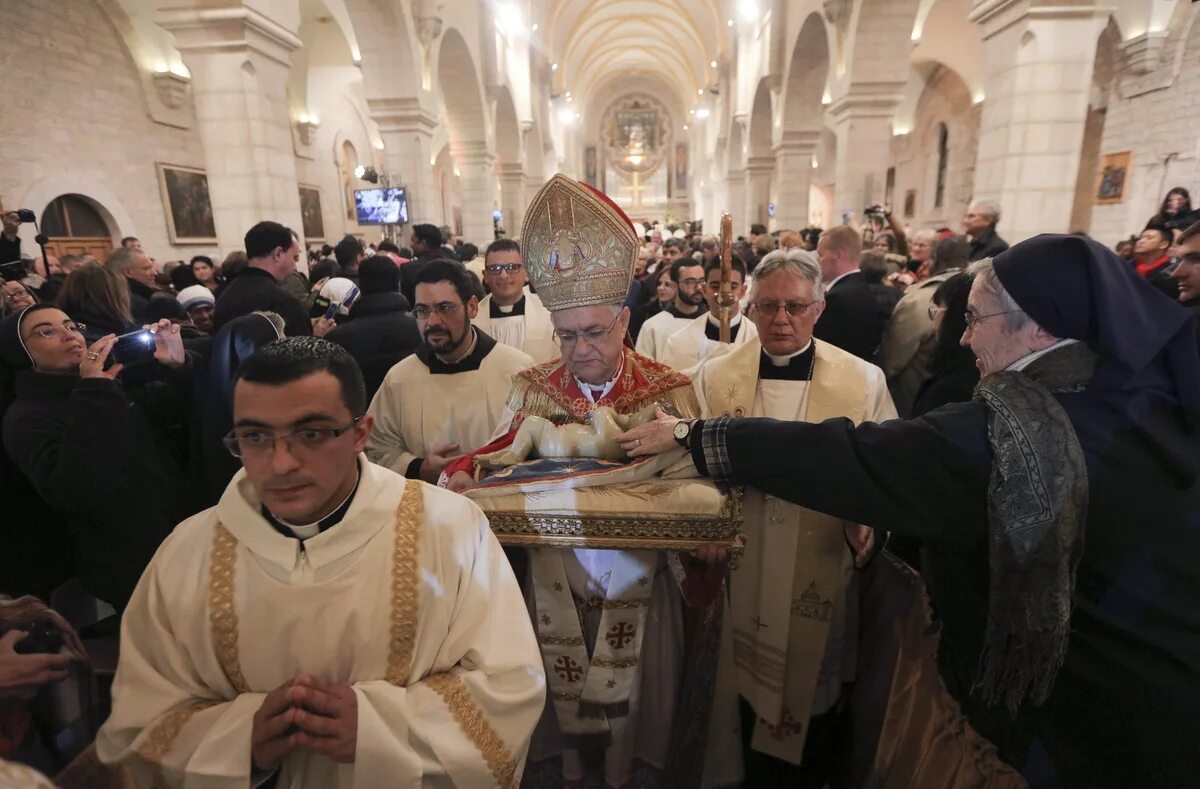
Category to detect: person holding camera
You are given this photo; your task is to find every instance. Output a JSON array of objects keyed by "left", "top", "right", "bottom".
[
  {"left": 0, "top": 304, "right": 187, "bottom": 613},
  {"left": 1, "top": 205, "right": 24, "bottom": 265}
]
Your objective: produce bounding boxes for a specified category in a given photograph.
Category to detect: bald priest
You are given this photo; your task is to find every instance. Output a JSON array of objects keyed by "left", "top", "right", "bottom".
[{"left": 96, "top": 338, "right": 545, "bottom": 788}]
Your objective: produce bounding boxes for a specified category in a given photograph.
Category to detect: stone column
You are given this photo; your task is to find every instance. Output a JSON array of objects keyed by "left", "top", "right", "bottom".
[
  {"left": 969, "top": 0, "right": 1109, "bottom": 240},
  {"left": 772, "top": 130, "right": 820, "bottom": 230},
  {"left": 497, "top": 163, "right": 526, "bottom": 239},
  {"left": 371, "top": 98, "right": 439, "bottom": 226},
  {"left": 744, "top": 156, "right": 774, "bottom": 230},
  {"left": 725, "top": 170, "right": 746, "bottom": 236},
  {"left": 828, "top": 85, "right": 904, "bottom": 224},
  {"left": 453, "top": 142, "right": 498, "bottom": 245},
  {"left": 158, "top": 4, "right": 304, "bottom": 253}
]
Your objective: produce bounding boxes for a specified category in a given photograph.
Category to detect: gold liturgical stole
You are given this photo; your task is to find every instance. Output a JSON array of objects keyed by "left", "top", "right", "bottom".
[{"left": 703, "top": 340, "right": 868, "bottom": 764}]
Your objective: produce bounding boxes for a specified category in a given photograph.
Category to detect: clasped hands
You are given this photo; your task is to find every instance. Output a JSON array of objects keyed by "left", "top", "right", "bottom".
[{"left": 252, "top": 674, "right": 357, "bottom": 771}]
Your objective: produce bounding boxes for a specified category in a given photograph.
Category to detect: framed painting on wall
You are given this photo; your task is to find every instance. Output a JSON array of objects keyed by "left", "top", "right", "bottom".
[
  {"left": 1096, "top": 151, "right": 1132, "bottom": 205},
  {"left": 584, "top": 146, "right": 598, "bottom": 187},
  {"left": 298, "top": 184, "right": 325, "bottom": 241},
  {"left": 156, "top": 163, "right": 217, "bottom": 244},
  {"left": 904, "top": 189, "right": 917, "bottom": 218}
]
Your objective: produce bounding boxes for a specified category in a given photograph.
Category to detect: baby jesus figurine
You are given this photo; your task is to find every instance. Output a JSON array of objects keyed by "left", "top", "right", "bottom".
[{"left": 475, "top": 403, "right": 667, "bottom": 469}]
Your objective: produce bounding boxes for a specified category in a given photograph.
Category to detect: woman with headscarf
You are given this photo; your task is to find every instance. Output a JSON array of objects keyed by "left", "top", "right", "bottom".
[
  {"left": 190, "top": 311, "right": 284, "bottom": 509},
  {"left": 619, "top": 234, "right": 1200, "bottom": 787},
  {"left": 0, "top": 305, "right": 188, "bottom": 613}
]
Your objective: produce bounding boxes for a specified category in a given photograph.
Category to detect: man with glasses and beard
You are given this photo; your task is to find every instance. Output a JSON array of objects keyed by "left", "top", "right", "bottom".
[
  {"left": 443, "top": 175, "right": 706, "bottom": 789},
  {"left": 365, "top": 260, "right": 533, "bottom": 484},
  {"left": 634, "top": 258, "right": 709, "bottom": 361}
]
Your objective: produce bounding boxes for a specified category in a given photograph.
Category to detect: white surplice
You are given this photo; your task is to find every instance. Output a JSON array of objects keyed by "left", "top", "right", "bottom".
[
  {"left": 659, "top": 312, "right": 759, "bottom": 374},
  {"left": 96, "top": 458, "right": 546, "bottom": 788},
  {"left": 633, "top": 309, "right": 699, "bottom": 362},
  {"left": 472, "top": 290, "right": 560, "bottom": 365},
  {"left": 366, "top": 338, "right": 533, "bottom": 476}
]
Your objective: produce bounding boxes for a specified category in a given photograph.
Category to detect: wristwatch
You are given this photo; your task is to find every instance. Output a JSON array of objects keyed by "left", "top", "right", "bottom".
[{"left": 672, "top": 419, "right": 694, "bottom": 451}]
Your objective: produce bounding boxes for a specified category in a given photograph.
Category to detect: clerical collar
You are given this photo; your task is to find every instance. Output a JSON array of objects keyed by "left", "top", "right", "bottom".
[
  {"left": 490, "top": 295, "right": 526, "bottom": 318},
  {"left": 704, "top": 313, "right": 742, "bottom": 342},
  {"left": 759, "top": 340, "right": 815, "bottom": 381},
  {"left": 262, "top": 469, "right": 361, "bottom": 542},
  {"left": 574, "top": 356, "right": 625, "bottom": 404},
  {"left": 415, "top": 328, "right": 497, "bottom": 374},
  {"left": 666, "top": 303, "right": 706, "bottom": 319}
]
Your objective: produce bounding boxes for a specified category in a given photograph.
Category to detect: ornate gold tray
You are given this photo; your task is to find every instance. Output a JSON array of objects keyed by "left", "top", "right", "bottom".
[{"left": 468, "top": 479, "right": 743, "bottom": 553}]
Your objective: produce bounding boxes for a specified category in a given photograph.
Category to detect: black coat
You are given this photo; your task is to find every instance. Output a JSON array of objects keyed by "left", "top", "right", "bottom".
[
  {"left": 325, "top": 292, "right": 420, "bottom": 401},
  {"left": 0, "top": 232, "right": 20, "bottom": 264},
  {"left": 694, "top": 387, "right": 1200, "bottom": 787},
  {"left": 969, "top": 226, "right": 1010, "bottom": 261},
  {"left": 2, "top": 373, "right": 183, "bottom": 610},
  {"left": 812, "top": 271, "right": 895, "bottom": 361},
  {"left": 212, "top": 267, "right": 311, "bottom": 337},
  {"left": 127, "top": 279, "right": 158, "bottom": 323}
]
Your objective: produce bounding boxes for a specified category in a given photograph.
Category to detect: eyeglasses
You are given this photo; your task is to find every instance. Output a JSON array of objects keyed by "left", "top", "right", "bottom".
[
  {"left": 751, "top": 301, "right": 818, "bottom": 318},
  {"left": 24, "top": 321, "right": 87, "bottom": 341},
  {"left": 554, "top": 312, "right": 622, "bottom": 349},
  {"left": 222, "top": 416, "right": 362, "bottom": 458},
  {"left": 963, "top": 309, "right": 1023, "bottom": 328},
  {"left": 484, "top": 263, "right": 523, "bottom": 275},
  {"left": 413, "top": 302, "right": 463, "bottom": 320},
  {"left": 928, "top": 306, "right": 947, "bottom": 321}
]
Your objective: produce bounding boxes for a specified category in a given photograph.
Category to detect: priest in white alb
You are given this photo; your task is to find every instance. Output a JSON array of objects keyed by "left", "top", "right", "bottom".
[
  {"left": 634, "top": 258, "right": 708, "bottom": 361},
  {"left": 472, "top": 239, "right": 559, "bottom": 364},
  {"left": 619, "top": 250, "right": 896, "bottom": 785},
  {"left": 96, "top": 338, "right": 545, "bottom": 788},
  {"left": 366, "top": 259, "right": 533, "bottom": 483},
  {"left": 659, "top": 255, "right": 758, "bottom": 373}
]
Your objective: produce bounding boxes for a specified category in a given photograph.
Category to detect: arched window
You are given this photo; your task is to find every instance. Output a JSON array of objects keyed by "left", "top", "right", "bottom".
[
  {"left": 934, "top": 123, "right": 949, "bottom": 209},
  {"left": 341, "top": 141, "right": 359, "bottom": 221},
  {"left": 41, "top": 194, "right": 113, "bottom": 260}
]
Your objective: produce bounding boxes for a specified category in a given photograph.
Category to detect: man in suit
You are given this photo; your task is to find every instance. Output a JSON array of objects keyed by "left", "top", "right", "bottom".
[
  {"left": 812, "top": 225, "right": 894, "bottom": 360},
  {"left": 964, "top": 199, "right": 1010, "bottom": 261}
]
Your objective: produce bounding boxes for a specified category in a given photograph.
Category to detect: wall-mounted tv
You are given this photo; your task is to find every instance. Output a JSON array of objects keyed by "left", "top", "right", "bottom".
[{"left": 354, "top": 187, "right": 408, "bottom": 225}]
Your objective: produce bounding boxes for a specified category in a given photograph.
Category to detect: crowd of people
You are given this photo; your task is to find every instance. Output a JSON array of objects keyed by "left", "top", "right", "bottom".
[{"left": 0, "top": 177, "right": 1197, "bottom": 789}]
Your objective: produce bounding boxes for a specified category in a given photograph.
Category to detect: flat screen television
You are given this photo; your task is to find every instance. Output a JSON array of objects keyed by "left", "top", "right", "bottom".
[{"left": 354, "top": 187, "right": 408, "bottom": 225}]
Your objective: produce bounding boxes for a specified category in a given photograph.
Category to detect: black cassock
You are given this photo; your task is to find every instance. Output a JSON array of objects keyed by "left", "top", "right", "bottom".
[{"left": 692, "top": 393, "right": 1200, "bottom": 789}]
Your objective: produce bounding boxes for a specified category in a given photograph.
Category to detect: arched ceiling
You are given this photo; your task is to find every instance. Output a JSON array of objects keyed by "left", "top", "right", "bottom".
[{"left": 542, "top": 0, "right": 728, "bottom": 110}]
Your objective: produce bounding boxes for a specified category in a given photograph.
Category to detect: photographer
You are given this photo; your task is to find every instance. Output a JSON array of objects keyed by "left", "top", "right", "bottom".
[
  {"left": 1, "top": 205, "right": 23, "bottom": 265},
  {"left": 0, "top": 305, "right": 186, "bottom": 612}
]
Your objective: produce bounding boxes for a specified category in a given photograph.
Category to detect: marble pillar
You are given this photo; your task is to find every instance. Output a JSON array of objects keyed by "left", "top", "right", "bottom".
[
  {"left": 772, "top": 130, "right": 820, "bottom": 230},
  {"left": 453, "top": 142, "right": 498, "bottom": 245},
  {"left": 829, "top": 85, "right": 904, "bottom": 224},
  {"left": 370, "top": 98, "right": 439, "bottom": 226}
]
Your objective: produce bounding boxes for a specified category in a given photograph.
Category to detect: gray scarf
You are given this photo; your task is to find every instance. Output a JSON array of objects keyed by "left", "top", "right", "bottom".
[{"left": 972, "top": 342, "right": 1094, "bottom": 715}]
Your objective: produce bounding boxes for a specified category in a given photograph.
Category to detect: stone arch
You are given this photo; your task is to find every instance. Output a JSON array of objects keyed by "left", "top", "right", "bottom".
[
  {"left": 1069, "top": 17, "right": 1123, "bottom": 234},
  {"left": 843, "top": 0, "right": 923, "bottom": 87},
  {"left": 747, "top": 78, "right": 774, "bottom": 160},
  {"left": 494, "top": 86, "right": 521, "bottom": 166},
  {"left": 344, "top": 0, "right": 423, "bottom": 100},
  {"left": 17, "top": 175, "right": 135, "bottom": 249},
  {"left": 782, "top": 14, "right": 830, "bottom": 133},
  {"left": 745, "top": 79, "right": 774, "bottom": 225},
  {"left": 437, "top": 28, "right": 489, "bottom": 152}
]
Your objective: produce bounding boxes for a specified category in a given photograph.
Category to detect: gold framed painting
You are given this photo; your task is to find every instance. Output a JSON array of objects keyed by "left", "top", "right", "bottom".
[
  {"left": 156, "top": 163, "right": 217, "bottom": 244},
  {"left": 1096, "top": 151, "right": 1132, "bottom": 205}
]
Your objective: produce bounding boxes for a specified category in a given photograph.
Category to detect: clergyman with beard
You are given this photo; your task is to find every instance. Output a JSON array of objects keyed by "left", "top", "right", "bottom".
[{"left": 365, "top": 259, "right": 534, "bottom": 483}]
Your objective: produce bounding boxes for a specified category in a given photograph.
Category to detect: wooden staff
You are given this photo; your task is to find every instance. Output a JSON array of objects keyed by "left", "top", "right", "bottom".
[{"left": 718, "top": 213, "right": 735, "bottom": 344}]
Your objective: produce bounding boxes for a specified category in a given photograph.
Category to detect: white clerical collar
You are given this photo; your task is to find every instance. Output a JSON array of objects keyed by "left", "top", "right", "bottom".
[
  {"left": 269, "top": 469, "right": 360, "bottom": 540},
  {"left": 706, "top": 311, "right": 742, "bottom": 327},
  {"left": 497, "top": 303, "right": 516, "bottom": 314},
  {"left": 765, "top": 340, "right": 812, "bottom": 367},
  {"left": 436, "top": 326, "right": 478, "bottom": 365},
  {"left": 826, "top": 269, "right": 861, "bottom": 290},
  {"left": 1006, "top": 338, "right": 1081, "bottom": 372},
  {"left": 574, "top": 356, "right": 624, "bottom": 404}
]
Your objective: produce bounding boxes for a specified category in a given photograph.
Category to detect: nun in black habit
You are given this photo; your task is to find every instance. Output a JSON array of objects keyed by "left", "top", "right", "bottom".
[{"left": 618, "top": 234, "right": 1200, "bottom": 788}]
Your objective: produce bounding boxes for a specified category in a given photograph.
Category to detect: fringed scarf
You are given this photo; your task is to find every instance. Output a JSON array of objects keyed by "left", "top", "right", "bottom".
[{"left": 972, "top": 342, "right": 1095, "bottom": 714}]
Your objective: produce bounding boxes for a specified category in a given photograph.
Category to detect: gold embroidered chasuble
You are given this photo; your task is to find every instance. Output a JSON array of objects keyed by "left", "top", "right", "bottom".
[
  {"left": 95, "top": 458, "right": 546, "bottom": 788},
  {"left": 693, "top": 338, "right": 897, "bottom": 765}
]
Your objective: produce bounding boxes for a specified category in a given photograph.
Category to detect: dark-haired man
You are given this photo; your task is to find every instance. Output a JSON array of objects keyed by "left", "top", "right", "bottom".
[
  {"left": 333, "top": 234, "right": 363, "bottom": 283},
  {"left": 471, "top": 239, "right": 558, "bottom": 364},
  {"left": 213, "top": 221, "right": 311, "bottom": 336},
  {"left": 97, "top": 337, "right": 544, "bottom": 786},
  {"left": 659, "top": 255, "right": 757, "bottom": 371},
  {"left": 367, "top": 259, "right": 532, "bottom": 483},
  {"left": 634, "top": 258, "right": 708, "bottom": 361},
  {"left": 1170, "top": 220, "right": 1200, "bottom": 338},
  {"left": 1133, "top": 224, "right": 1179, "bottom": 299},
  {"left": 400, "top": 223, "right": 444, "bottom": 306},
  {"left": 326, "top": 256, "right": 419, "bottom": 399}
]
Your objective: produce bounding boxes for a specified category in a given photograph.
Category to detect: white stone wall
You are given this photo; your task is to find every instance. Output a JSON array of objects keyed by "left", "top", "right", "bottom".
[
  {"left": 0, "top": 0, "right": 212, "bottom": 262},
  {"left": 1089, "top": 8, "right": 1200, "bottom": 246}
]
